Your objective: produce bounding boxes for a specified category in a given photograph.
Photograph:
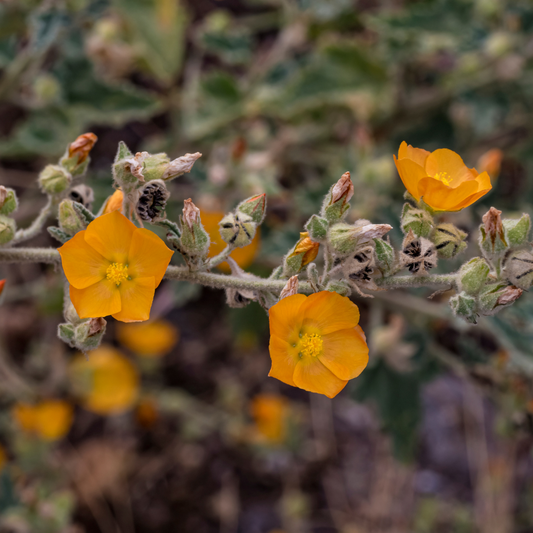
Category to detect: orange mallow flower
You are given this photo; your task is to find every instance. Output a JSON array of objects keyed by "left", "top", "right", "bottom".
[
  {"left": 250, "top": 394, "right": 289, "bottom": 444},
  {"left": 268, "top": 291, "right": 369, "bottom": 398},
  {"left": 394, "top": 141, "right": 492, "bottom": 212},
  {"left": 13, "top": 400, "right": 73, "bottom": 441},
  {"left": 59, "top": 211, "right": 173, "bottom": 322},
  {"left": 117, "top": 319, "right": 179, "bottom": 357}
]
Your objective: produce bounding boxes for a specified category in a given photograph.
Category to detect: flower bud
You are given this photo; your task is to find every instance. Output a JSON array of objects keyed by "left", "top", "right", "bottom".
[
  {"left": 449, "top": 292, "right": 478, "bottom": 324},
  {"left": 431, "top": 223, "right": 468, "bottom": 259},
  {"left": 480, "top": 207, "right": 507, "bottom": 256},
  {"left": 325, "top": 279, "right": 351, "bottom": 297},
  {"left": 236, "top": 194, "right": 266, "bottom": 225},
  {"left": 328, "top": 220, "right": 392, "bottom": 257},
  {"left": 61, "top": 133, "right": 98, "bottom": 176},
  {"left": 136, "top": 180, "right": 169, "bottom": 222},
  {"left": 400, "top": 203, "right": 433, "bottom": 238},
  {"left": 458, "top": 257, "right": 490, "bottom": 296},
  {"left": 373, "top": 238, "right": 394, "bottom": 273},
  {"left": 479, "top": 283, "right": 523, "bottom": 316},
  {"left": 162, "top": 152, "right": 202, "bottom": 181},
  {"left": 400, "top": 230, "right": 437, "bottom": 275},
  {"left": 0, "top": 279, "right": 5, "bottom": 298},
  {"left": 180, "top": 199, "right": 210, "bottom": 258},
  {"left": 75, "top": 318, "right": 107, "bottom": 351},
  {"left": 305, "top": 215, "right": 328, "bottom": 242},
  {"left": 283, "top": 232, "right": 320, "bottom": 277},
  {"left": 503, "top": 213, "right": 530, "bottom": 248},
  {"left": 58, "top": 199, "right": 85, "bottom": 235},
  {"left": 219, "top": 212, "right": 257, "bottom": 247},
  {"left": 0, "top": 186, "right": 18, "bottom": 215},
  {"left": 321, "top": 172, "right": 354, "bottom": 223},
  {"left": 0, "top": 215, "right": 15, "bottom": 244},
  {"left": 38, "top": 164, "right": 72, "bottom": 195},
  {"left": 279, "top": 276, "right": 299, "bottom": 300},
  {"left": 102, "top": 189, "right": 124, "bottom": 214},
  {"left": 504, "top": 250, "right": 533, "bottom": 290}
]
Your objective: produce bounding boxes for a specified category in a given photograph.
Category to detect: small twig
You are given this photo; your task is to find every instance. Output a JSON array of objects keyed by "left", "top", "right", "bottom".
[
  {"left": 11, "top": 198, "right": 53, "bottom": 245},
  {"left": 207, "top": 244, "right": 236, "bottom": 270}
]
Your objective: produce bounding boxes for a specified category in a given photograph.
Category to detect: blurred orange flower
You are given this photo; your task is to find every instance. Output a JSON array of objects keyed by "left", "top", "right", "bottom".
[
  {"left": 117, "top": 319, "right": 179, "bottom": 357},
  {"left": 102, "top": 189, "right": 124, "bottom": 214},
  {"left": 0, "top": 279, "right": 5, "bottom": 297},
  {"left": 13, "top": 400, "right": 73, "bottom": 441},
  {"left": 69, "top": 345, "right": 139, "bottom": 415},
  {"left": 250, "top": 394, "right": 289, "bottom": 444},
  {"left": 201, "top": 211, "right": 260, "bottom": 273},
  {"left": 268, "top": 292, "right": 368, "bottom": 398},
  {"left": 477, "top": 148, "right": 503, "bottom": 179},
  {"left": 0, "top": 445, "right": 6, "bottom": 471},
  {"left": 394, "top": 141, "right": 492, "bottom": 211},
  {"left": 59, "top": 211, "right": 173, "bottom": 322},
  {"left": 136, "top": 397, "right": 159, "bottom": 429}
]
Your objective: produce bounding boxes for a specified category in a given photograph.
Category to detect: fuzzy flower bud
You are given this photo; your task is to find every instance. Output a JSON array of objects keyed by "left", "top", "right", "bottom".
[
  {"left": 400, "top": 203, "right": 433, "bottom": 238},
  {"left": 0, "top": 186, "right": 18, "bottom": 215},
  {"left": 58, "top": 199, "right": 85, "bottom": 235},
  {"left": 321, "top": 172, "right": 354, "bottom": 223},
  {"left": 432, "top": 223, "right": 468, "bottom": 259},
  {"left": 503, "top": 213, "right": 530, "bottom": 248},
  {"left": 480, "top": 207, "right": 507, "bottom": 256},
  {"left": 305, "top": 215, "right": 328, "bottom": 242},
  {"left": 283, "top": 232, "right": 320, "bottom": 277},
  {"left": 479, "top": 283, "right": 523, "bottom": 316},
  {"left": 236, "top": 194, "right": 267, "bottom": 225},
  {"left": 449, "top": 292, "right": 478, "bottom": 324},
  {"left": 59, "top": 317, "right": 107, "bottom": 351},
  {"left": 180, "top": 199, "right": 210, "bottom": 258},
  {"left": 38, "top": 164, "right": 72, "bottom": 195},
  {"left": 458, "top": 257, "right": 490, "bottom": 296},
  {"left": 504, "top": 249, "right": 533, "bottom": 290},
  {"left": 219, "top": 212, "right": 257, "bottom": 247},
  {"left": 0, "top": 215, "right": 15, "bottom": 244},
  {"left": 279, "top": 276, "right": 299, "bottom": 300},
  {"left": 328, "top": 220, "right": 392, "bottom": 257},
  {"left": 61, "top": 133, "right": 98, "bottom": 176}
]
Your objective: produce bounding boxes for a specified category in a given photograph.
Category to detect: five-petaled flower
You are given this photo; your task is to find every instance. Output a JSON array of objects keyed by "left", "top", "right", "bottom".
[
  {"left": 394, "top": 141, "right": 492, "bottom": 212},
  {"left": 59, "top": 211, "right": 173, "bottom": 322},
  {"left": 268, "top": 291, "right": 369, "bottom": 398}
]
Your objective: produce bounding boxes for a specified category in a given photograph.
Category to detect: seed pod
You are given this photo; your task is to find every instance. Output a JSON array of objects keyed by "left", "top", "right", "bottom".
[
  {"left": 400, "top": 230, "right": 437, "bottom": 275},
  {"left": 342, "top": 245, "right": 375, "bottom": 283},
  {"left": 0, "top": 215, "right": 16, "bottom": 244},
  {"left": 504, "top": 249, "right": 533, "bottom": 290},
  {"left": 236, "top": 194, "right": 267, "bottom": 225},
  {"left": 432, "top": 223, "right": 468, "bottom": 259},
  {"left": 69, "top": 184, "right": 94, "bottom": 210},
  {"left": 219, "top": 212, "right": 257, "bottom": 248},
  {"left": 136, "top": 180, "right": 169, "bottom": 222},
  {"left": 0, "top": 187, "right": 18, "bottom": 215},
  {"left": 400, "top": 203, "right": 434, "bottom": 238}
]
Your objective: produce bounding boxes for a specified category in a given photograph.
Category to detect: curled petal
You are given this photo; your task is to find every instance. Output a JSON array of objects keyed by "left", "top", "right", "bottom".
[{"left": 417, "top": 177, "right": 478, "bottom": 212}]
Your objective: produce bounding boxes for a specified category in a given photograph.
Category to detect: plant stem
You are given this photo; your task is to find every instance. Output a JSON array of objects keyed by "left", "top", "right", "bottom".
[
  {"left": 0, "top": 247, "right": 60, "bottom": 264},
  {"left": 207, "top": 244, "right": 235, "bottom": 269},
  {"left": 11, "top": 198, "right": 53, "bottom": 245},
  {"left": 375, "top": 273, "right": 457, "bottom": 290}
]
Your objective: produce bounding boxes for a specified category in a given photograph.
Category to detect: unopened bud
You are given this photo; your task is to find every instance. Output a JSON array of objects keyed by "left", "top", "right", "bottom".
[
  {"left": 0, "top": 216, "right": 15, "bottom": 244},
  {"left": 504, "top": 250, "right": 533, "bottom": 290},
  {"left": 0, "top": 279, "right": 5, "bottom": 298},
  {"left": 283, "top": 232, "right": 320, "bottom": 277},
  {"left": 279, "top": 276, "right": 299, "bottom": 300},
  {"left": 61, "top": 133, "right": 98, "bottom": 176},
  {"left": 0, "top": 186, "right": 18, "bottom": 215},
  {"left": 305, "top": 215, "right": 328, "bottom": 242},
  {"left": 236, "top": 193, "right": 266, "bottom": 225},
  {"left": 162, "top": 152, "right": 202, "bottom": 181},
  {"left": 400, "top": 203, "right": 433, "bottom": 238},
  {"left": 38, "top": 164, "right": 72, "bottom": 195},
  {"left": 480, "top": 207, "right": 507, "bottom": 256},
  {"left": 60, "top": 317, "right": 107, "bottom": 351},
  {"left": 503, "top": 213, "right": 530, "bottom": 248},
  {"left": 219, "top": 212, "right": 256, "bottom": 247},
  {"left": 432, "top": 223, "right": 468, "bottom": 259},
  {"left": 328, "top": 221, "right": 392, "bottom": 257},
  {"left": 321, "top": 172, "right": 354, "bottom": 223},
  {"left": 400, "top": 230, "right": 437, "bottom": 275},
  {"left": 102, "top": 189, "right": 124, "bottom": 214},
  {"left": 458, "top": 257, "right": 490, "bottom": 296},
  {"left": 136, "top": 180, "right": 169, "bottom": 222},
  {"left": 180, "top": 199, "right": 210, "bottom": 257},
  {"left": 58, "top": 200, "right": 85, "bottom": 235},
  {"left": 479, "top": 283, "right": 523, "bottom": 315},
  {"left": 449, "top": 292, "right": 478, "bottom": 324}
]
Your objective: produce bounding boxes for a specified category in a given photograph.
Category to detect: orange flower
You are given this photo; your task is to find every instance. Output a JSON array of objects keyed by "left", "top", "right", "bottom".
[
  {"left": 0, "top": 279, "right": 5, "bottom": 297},
  {"left": 13, "top": 400, "right": 73, "bottom": 441},
  {"left": 394, "top": 141, "right": 492, "bottom": 211},
  {"left": 117, "top": 319, "right": 179, "bottom": 357},
  {"left": 268, "top": 292, "right": 368, "bottom": 398},
  {"left": 59, "top": 211, "right": 173, "bottom": 322},
  {"left": 201, "top": 211, "right": 260, "bottom": 273},
  {"left": 250, "top": 394, "right": 289, "bottom": 444},
  {"left": 102, "top": 189, "right": 124, "bottom": 214}
]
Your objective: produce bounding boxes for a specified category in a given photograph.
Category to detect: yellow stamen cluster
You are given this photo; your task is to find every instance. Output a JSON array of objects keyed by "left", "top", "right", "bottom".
[
  {"left": 299, "top": 333, "right": 323, "bottom": 358},
  {"left": 106, "top": 262, "right": 129, "bottom": 286},
  {"left": 433, "top": 171, "right": 451, "bottom": 186}
]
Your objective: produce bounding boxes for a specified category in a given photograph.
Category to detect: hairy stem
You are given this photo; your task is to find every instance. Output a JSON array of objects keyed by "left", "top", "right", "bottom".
[
  {"left": 11, "top": 198, "right": 53, "bottom": 245},
  {"left": 375, "top": 273, "right": 457, "bottom": 290},
  {"left": 207, "top": 244, "right": 235, "bottom": 270},
  {"left": 0, "top": 247, "right": 60, "bottom": 264}
]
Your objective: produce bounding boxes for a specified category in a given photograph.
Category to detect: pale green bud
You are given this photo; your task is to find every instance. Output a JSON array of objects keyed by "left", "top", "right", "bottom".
[
  {"left": 219, "top": 212, "right": 256, "bottom": 247},
  {"left": 325, "top": 279, "right": 351, "bottom": 297},
  {"left": 74, "top": 318, "right": 107, "bottom": 351},
  {"left": 0, "top": 186, "right": 18, "bottom": 215},
  {"left": 504, "top": 250, "right": 533, "bottom": 290},
  {"left": 38, "top": 164, "right": 72, "bottom": 195},
  {"left": 432, "top": 223, "right": 468, "bottom": 259},
  {"left": 60, "top": 133, "right": 97, "bottom": 177},
  {"left": 449, "top": 292, "right": 478, "bottom": 324},
  {"left": 400, "top": 203, "right": 433, "bottom": 238},
  {"left": 373, "top": 238, "right": 394, "bottom": 273},
  {"left": 58, "top": 323, "right": 75, "bottom": 345},
  {"left": 479, "top": 283, "right": 523, "bottom": 316},
  {"left": 458, "top": 257, "right": 490, "bottom": 296},
  {"left": 328, "top": 221, "right": 392, "bottom": 257},
  {"left": 58, "top": 199, "right": 85, "bottom": 235},
  {"left": 236, "top": 194, "right": 266, "bottom": 225},
  {"left": 180, "top": 199, "right": 210, "bottom": 258},
  {"left": 305, "top": 215, "right": 328, "bottom": 242},
  {"left": 320, "top": 172, "right": 354, "bottom": 223},
  {"left": 503, "top": 213, "right": 530, "bottom": 248},
  {"left": 0, "top": 215, "right": 15, "bottom": 244}
]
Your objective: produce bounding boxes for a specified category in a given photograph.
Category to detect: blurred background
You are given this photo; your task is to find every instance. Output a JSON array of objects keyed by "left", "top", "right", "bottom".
[{"left": 2, "top": 0, "right": 533, "bottom": 531}]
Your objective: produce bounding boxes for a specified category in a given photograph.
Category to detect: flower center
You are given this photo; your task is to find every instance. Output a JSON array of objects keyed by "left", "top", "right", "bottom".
[
  {"left": 299, "top": 333, "right": 323, "bottom": 358},
  {"left": 433, "top": 171, "right": 451, "bottom": 186},
  {"left": 106, "top": 262, "right": 129, "bottom": 286}
]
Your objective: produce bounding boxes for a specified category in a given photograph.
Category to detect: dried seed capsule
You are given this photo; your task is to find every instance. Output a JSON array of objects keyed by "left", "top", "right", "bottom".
[
  {"left": 136, "top": 180, "right": 169, "bottom": 222},
  {"left": 400, "top": 230, "right": 437, "bottom": 275},
  {"left": 69, "top": 184, "right": 94, "bottom": 210},
  {"left": 342, "top": 245, "right": 375, "bottom": 282}
]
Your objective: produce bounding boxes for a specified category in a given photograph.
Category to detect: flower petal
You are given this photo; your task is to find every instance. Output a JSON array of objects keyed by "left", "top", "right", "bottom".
[
  {"left": 70, "top": 279, "right": 121, "bottom": 319},
  {"left": 417, "top": 177, "right": 478, "bottom": 212},
  {"left": 301, "top": 292, "right": 360, "bottom": 335},
  {"left": 398, "top": 141, "right": 430, "bottom": 168},
  {"left": 84, "top": 211, "right": 136, "bottom": 264},
  {"left": 319, "top": 325, "right": 369, "bottom": 381},
  {"left": 293, "top": 357, "right": 348, "bottom": 398},
  {"left": 59, "top": 231, "right": 109, "bottom": 289},
  {"left": 452, "top": 173, "right": 492, "bottom": 210},
  {"left": 424, "top": 149, "right": 473, "bottom": 186},
  {"left": 112, "top": 276, "right": 155, "bottom": 323},
  {"left": 269, "top": 294, "right": 307, "bottom": 345},
  {"left": 393, "top": 155, "right": 427, "bottom": 200},
  {"left": 268, "top": 335, "right": 299, "bottom": 386},
  {"left": 127, "top": 228, "right": 174, "bottom": 287}
]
